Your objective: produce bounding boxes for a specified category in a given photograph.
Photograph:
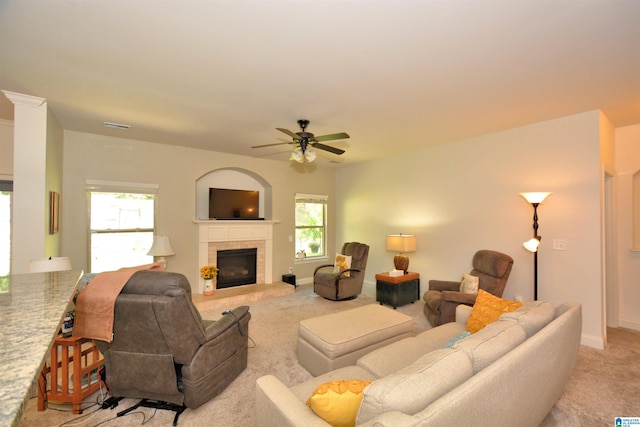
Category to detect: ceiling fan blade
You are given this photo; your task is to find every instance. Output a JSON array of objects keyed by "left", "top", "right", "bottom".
[
  {"left": 252, "top": 142, "right": 291, "bottom": 148},
  {"left": 276, "top": 128, "right": 301, "bottom": 140},
  {"left": 312, "top": 142, "right": 345, "bottom": 155},
  {"left": 313, "top": 132, "right": 350, "bottom": 142}
]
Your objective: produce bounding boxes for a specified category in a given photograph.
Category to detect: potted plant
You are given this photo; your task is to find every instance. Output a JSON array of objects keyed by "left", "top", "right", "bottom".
[
  {"left": 200, "top": 265, "right": 219, "bottom": 296},
  {"left": 308, "top": 242, "right": 320, "bottom": 254}
]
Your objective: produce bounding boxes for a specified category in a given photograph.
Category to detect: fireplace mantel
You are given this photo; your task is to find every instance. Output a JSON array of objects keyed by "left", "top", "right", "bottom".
[{"left": 195, "top": 220, "right": 279, "bottom": 294}]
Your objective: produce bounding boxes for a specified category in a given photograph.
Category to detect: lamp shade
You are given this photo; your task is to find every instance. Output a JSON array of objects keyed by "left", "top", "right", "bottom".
[
  {"left": 304, "top": 147, "right": 317, "bottom": 162},
  {"left": 386, "top": 234, "right": 417, "bottom": 253},
  {"left": 28, "top": 257, "right": 72, "bottom": 273},
  {"left": 147, "top": 235, "right": 175, "bottom": 257},
  {"left": 289, "top": 148, "right": 304, "bottom": 163},
  {"left": 521, "top": 192, "right": 551, "bottom": 204},
  {"left": 523, "top": 237, "right": 541, "bottom": 253}
]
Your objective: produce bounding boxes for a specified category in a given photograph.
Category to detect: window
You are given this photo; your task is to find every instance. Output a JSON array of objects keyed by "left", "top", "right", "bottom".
[
  {"left": 88, "top": 181, "right": 157, "bottom": 273},
  {"left": 295, "top": 194, "right": 327, "bottom": 258}
]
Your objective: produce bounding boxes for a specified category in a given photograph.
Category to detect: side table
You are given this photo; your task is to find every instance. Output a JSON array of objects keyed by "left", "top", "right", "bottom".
[
  {"left": 375, "top": 272, "right": 420, "bottom": 309},
  {"left": 37, "top": 335, "right": 104, "bottom": 414}
]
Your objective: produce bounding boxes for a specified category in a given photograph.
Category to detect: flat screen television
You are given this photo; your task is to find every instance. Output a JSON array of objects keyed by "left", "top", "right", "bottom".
[{"left": 209, "top": 188, "right": 260, "bottom": 219}]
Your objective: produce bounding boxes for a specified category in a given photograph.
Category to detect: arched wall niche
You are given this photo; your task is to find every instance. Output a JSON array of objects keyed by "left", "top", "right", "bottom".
[{"left": 195, "top": 167, "right": 273, "bottom": 220}]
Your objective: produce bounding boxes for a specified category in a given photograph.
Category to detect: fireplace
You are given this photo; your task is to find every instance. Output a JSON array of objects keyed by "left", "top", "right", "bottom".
[
  {"left": 217, "top": 248, "right": 257, "bottom": 289},
  {"left": 197, "top": 220, "right": 275, "bottom": 294}
]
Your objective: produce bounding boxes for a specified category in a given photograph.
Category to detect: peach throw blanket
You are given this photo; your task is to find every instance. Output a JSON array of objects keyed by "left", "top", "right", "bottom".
[{"left": 73, "top": 262, "right": 165, "bottom": 342}]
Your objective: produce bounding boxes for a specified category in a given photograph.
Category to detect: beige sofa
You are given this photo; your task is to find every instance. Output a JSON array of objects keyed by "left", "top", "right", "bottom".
[{"left": 256, "top": 301, "right": 582, "bottom": 427}]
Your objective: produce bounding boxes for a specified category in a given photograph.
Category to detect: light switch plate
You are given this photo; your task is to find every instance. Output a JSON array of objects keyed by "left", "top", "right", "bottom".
[{"left": 552, "top": 239, "right": 567, "bottom": 250}]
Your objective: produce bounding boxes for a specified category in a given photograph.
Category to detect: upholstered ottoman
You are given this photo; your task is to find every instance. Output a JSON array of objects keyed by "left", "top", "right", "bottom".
[{"left": 297, "top": 304, "right": 414, "bottom": 376}]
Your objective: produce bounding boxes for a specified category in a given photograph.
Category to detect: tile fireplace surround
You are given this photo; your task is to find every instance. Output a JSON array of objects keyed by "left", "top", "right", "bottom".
[{"left": 196, "top": 220, "right": 276, "bottom": 294}]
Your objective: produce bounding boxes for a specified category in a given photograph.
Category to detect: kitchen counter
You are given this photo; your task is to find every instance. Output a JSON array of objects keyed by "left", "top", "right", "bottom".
[{"left": 0, "top": 270, "right": 83, "bottom": 426}]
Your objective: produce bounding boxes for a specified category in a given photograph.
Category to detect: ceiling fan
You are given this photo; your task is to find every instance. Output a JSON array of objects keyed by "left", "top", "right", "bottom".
[{"left": 252, "top": 119, "right": 350, "bottom": 162}]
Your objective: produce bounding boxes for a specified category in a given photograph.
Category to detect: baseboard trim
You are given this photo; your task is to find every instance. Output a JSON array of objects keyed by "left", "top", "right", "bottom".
[
  {"left": 581, "top": 332, "right": 605, "bottom": 350},
  {"left": 618, "top": 317, "right": 640, "bottom": 331}
]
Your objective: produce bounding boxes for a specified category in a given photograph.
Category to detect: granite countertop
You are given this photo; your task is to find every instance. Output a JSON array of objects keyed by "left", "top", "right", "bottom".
[{"left": 0, "top": 270, "right": 83, "bottom": 427}]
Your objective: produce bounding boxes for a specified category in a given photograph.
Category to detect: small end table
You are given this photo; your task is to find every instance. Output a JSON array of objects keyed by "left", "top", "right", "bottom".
[
  {"left": 375, "top": 272, "right": 420, "bottom": 309},
  {"left": 37, "top": 335, "right": 104, "bottom": 414}
]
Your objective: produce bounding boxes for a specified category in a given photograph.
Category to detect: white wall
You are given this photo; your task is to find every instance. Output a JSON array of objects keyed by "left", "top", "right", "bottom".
[
  {"left": 335, "top": 110, "right": 605, "bottom": 348},
  {"left": 61, "top": 130, "right": 337, "bottom": 287},
  {"left": 614, "top": 124, "right": 640, "bottom": 330},
  {"left": 0, "top": 119, "right": 13, "bottom": 178}
]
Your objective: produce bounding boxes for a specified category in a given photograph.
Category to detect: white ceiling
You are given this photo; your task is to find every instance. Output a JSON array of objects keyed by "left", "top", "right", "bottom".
[{"left": 1, "top": 0, "right": 639, "bottom": 166}]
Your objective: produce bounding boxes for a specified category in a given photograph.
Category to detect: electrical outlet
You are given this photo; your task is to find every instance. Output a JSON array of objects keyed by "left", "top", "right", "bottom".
[
  {"left": 514, "top": 295, "right": 523, "bottom": 302},
  {"left": 288, "top": 267, "right": 293, "bottom": 274},
  {"left": 552, "top": 239, "right": 567, "bottom": 250}
]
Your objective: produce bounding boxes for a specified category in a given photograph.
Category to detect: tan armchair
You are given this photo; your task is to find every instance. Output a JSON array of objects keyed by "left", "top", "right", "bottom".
[
  {"left": 423, "top": 250, "right": 513, "bottom": 326},
  {"left": 94, "top": 271, "right": 250, "bottom": 425},
  {"left": 313, "top": 242, "right": 369, "bottom": 300}
]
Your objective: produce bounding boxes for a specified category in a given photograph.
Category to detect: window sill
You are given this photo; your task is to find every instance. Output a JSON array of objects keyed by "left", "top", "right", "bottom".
[{"left": 295, "top": 256, "right": 329, "bottom": 264}]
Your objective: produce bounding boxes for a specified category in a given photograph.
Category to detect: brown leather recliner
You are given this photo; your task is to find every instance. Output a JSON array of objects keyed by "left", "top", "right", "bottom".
[
  {"left": 95, "top": 271, "right": 250, "bottom": 424},
  {"left": 423, "top": 250, "right": 513, "bottom": 327},
  {"left": 313, "top": 242, "right": 369, "bottom": 300}
]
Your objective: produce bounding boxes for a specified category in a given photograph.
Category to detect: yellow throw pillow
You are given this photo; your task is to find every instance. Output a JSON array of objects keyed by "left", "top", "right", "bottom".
[
  {"left": 466, "top": 289, "right": 523, "bottom": 333},
  {"left": 306, "top": 380, "right": 372, "bottom": 427},
  {"left": 334, "top": 253, "right": 353, "bottom": 277}
]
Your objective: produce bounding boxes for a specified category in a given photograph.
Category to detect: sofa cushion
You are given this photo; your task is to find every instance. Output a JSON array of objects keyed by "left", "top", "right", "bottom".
[
  {"left": 290, "top": 365, "right": 378, "bottom": 402},
  {"left": 465, "top": 289, "right": 523, "bottom": 333},
  {"left": 442, "top": 331, "right": 471, "bottom": 348},
  {"left": 453, "top": 320, "right": 526, "bottom": 373},
  {"left": 357, "top": 322, "right": 465, "bottom": 378},
  {"left": 500, "top": 300, "right": 555, "bottom": 338},
  {"left": 416, "top": 321, "right": 467, "bottom": 347},
  {"left": 356, "top": 348, "right": 473, "bottom": 424},
  {"left": 306, "top": 380, "right": 372, "bottom": 427}
]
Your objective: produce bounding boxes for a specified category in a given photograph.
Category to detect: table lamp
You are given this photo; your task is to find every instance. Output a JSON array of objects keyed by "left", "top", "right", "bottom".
[
  {"left": 147, "top": 235, "right": 175, "bottom": 269},
  {"left": 386, "top": 234, "right": 417, "bottom": 274}
]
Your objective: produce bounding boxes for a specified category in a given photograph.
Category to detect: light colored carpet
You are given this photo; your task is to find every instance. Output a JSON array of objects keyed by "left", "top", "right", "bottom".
[{"left": 19, "top": 285, "right": 640, "bottom": 426}]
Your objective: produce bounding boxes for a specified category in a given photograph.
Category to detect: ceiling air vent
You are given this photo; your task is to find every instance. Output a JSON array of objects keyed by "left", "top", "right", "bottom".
[{"left": 103, "top": 121, "right": 131, "bottom": 130}]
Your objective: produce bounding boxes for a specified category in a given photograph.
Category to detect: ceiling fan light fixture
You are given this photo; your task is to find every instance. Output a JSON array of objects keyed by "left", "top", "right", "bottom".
[
  {"left": 305, "top": 147, "right": 317, "bottom": 162},
  {"left": 254, "top": 119, "right": 349, "bottom": 162},
  {"left": 290, "top": 148, "right": 304, "bottom": 163}
]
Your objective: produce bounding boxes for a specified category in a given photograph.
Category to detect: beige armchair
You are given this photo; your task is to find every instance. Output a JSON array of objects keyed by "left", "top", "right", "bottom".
[
  {"left": 313, "top": 242, "right": 369, "bottom": 300},
  {"left": 423, "top": 250, "right": 513, "bottom": 326}
]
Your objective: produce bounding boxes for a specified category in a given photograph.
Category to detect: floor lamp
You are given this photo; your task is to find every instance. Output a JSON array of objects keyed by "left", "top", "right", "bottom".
[{"left": 521, "top": 192, "right": 551, "bottom": 300}]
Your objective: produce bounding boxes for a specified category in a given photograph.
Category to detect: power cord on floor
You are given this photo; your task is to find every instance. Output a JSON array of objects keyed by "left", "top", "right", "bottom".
[
  {"left": 55, "top": 384, "right": 110, "bottom": 426},
  {"left": 90, "top": 406, "right": 157, "bottom": 427},
  {"left": 222, "top": 310, "right": 256, "bottom": 348}
]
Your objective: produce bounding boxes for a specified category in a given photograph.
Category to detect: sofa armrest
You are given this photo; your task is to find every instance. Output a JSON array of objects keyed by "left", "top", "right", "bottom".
[
  {"left": 256, "top": 375, "right": 331, "bottom": 427},
  {"left": 455, "top": 304, "right": 473, "bottom": 325},
  {"left": 428, "top": 279, "right": 460, "bottom": 292}
]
